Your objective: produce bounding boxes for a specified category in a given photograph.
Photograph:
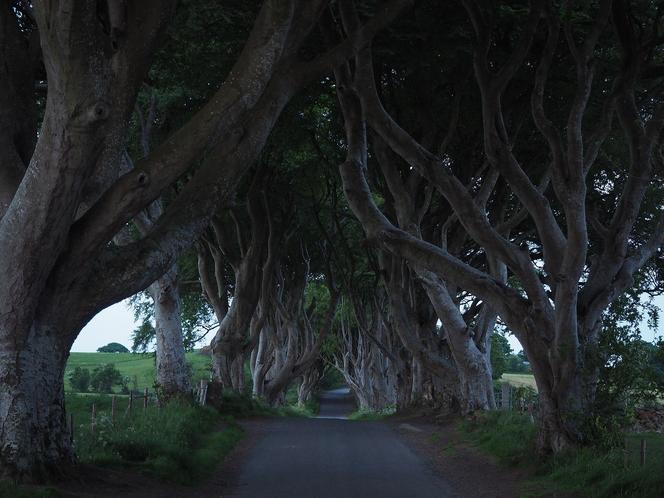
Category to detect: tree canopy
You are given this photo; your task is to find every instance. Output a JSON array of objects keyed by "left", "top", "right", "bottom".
[{"left": 0, "top": 0, "right": 663, "bottom": 482}]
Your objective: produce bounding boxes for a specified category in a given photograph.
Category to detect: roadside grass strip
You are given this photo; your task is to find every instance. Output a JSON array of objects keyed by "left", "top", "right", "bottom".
[{"left": 460, "top": 410, "right": 664, "bottom": 497}]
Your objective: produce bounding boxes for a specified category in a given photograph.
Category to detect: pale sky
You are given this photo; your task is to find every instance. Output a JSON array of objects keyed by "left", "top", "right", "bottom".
[
  {"left": 72, "top": 301, "right": 139, "bottom": 352},
  {"left": 72, "top": 296, "right": 664, "bottom": 354}
]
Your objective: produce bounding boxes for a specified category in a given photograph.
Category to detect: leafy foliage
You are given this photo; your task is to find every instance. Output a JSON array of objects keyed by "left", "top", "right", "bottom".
[
  {"left": 130, "top": 320, "right": 156, "bottom": 354},
  {"left": 490, "top": 332, "right": 512, "bottom": 380},
  {"left": 96, "top": 342, "right": 129, "bottom": 353},
  {"left": 68, "top": 367, "right": 91, "bottom": 393},
  {"left": 89, "top": 364, "right": 124, "bottom": 394}
]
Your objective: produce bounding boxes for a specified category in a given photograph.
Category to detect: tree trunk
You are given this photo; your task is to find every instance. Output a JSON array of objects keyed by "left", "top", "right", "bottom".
[
  {"left": 526, "top": 331, "right": 594, "bottom": 454},
  {"left": 410, "top": 357, "right": 423, "bottom": 405},
  {"left": 536, "top": 377, "right": 586, "bottom": 453},
  {"left": 251, "top": 328, "right": 270, "bottom": 398},
  {"left": 456, "top": 354, "right": 495, "bottom": 413},
  {"left": 297, "top": 369, "right": 319, "bottom": 406},
  {"left": 231, "top": 356, "right": 246, "bottom": 393},
  {"left": 0, "top": 326, "right": 73, "bottom": 481},
  {"left": 149, "top": 265, "right": 191, "bottom": 400},
  {"left": 420, "top": 272, "right": 496, "bottom": 413},
  {"left": 209, "top": 260, "right": 263, "bottom": 391}
]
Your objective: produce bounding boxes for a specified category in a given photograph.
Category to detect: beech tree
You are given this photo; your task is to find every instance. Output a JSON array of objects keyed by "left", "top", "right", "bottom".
[
  {"left": 199, "top": 168, "right": 274, "bottom": 391},
  {"left": 127, "top": 91, "right": 190, "bottom": 400},
  {"left": 0, "top": 0, "right": 408, "bottom": 480},
  {"left": 332, "top": 0, "right": 664, "bottom": 453}
]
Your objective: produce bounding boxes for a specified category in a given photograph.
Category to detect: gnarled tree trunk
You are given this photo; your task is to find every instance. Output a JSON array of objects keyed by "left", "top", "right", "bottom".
[{"left": 0, "top": 324, "right": 73, "bottom": 481}]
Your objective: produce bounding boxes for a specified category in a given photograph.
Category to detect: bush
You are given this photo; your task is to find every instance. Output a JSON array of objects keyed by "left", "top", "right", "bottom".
[
  {"left": 90, "top": 364, "right": 123, "bottom": 393},
  {"left": 69, "top": 366, "right": 91, "bottom": 392}
]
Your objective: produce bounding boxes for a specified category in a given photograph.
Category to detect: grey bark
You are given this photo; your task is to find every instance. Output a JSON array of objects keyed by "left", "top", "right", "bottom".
[
  {"left": 149, "top": 267, "right": 191, "bottom": 399},
  {"left": 259, "top": 254, "right": 339, "bottom": 406},
  {"left": 200, "top": 180, "right": 272, "bottom": 391},
  {"left": 0, "top": 1, "right": 174, "bottom": 479},
  {"left": 298, "top": 367, "right": 322, "bottom": 406},
  {"left": 0, "top": 0, "right": 408, "bottom": 479},
  {"left": 333, "top": 0, "right": 664, "bottom": 452},
  {"left": 0, "top": 6, "right": 37, "bottom": 220},
  {"left": 132, "top": 93, "right": 191, "bottom": 400},
  {"left": 0, "top": 324, "right": 72, "bottom": 481}
]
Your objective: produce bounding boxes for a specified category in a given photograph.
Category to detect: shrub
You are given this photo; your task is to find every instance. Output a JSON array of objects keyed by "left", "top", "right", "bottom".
[
  {"left": 90, "top": 364, "right": 123, "bottom": 393},
  {"left": 69, "top": 366, "right": 91, "bottom": 392}
]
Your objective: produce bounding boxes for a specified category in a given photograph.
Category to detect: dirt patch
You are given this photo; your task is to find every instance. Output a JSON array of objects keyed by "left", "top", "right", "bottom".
[{"left": 389, "top": 414, "right": 526, "bottom": 498}]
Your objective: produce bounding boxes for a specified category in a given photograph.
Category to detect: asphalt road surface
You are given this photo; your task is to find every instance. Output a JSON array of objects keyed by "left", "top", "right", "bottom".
[{"left": 225, "top": 388, "right": 457, "bottom": 498}]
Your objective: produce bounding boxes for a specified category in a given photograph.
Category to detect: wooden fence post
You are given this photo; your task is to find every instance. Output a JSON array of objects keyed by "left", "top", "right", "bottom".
[
  {"left": 640, "top": 438, "right": 647, "bottom": 467},
  {"left": 501, "top": 383, "right": 512, "bottom": 410},
  {"left": 199, "top": 379, "right": 208, "bottom": 406},
  {"left": 128, "top": 391, "right": 133, "bottom": 415},
  {"left": 69, "top": 413, "right": 74, "bottom": 444},
  {"left": 91, "top": 404, "right": 96, "bottom": 435},
  {"left": 111, "top": 395, "right": 116, "bottom": 424},
  {"left": 144, "top": 387, "right": 149, "bottom": 412}
]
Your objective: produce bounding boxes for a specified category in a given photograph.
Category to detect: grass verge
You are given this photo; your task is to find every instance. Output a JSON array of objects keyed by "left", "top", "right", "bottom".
[
  {"left": 0, "top": 482, "right": 61, "bottom": 498},
  {"left": 68, "top": 394, "right": 243, "bottom": 485},
  {"left": 348, "top": 406, "right": 396, "bottom": 420},
  {"left": 459, "top": 410, "right": 664, "bottom": 497},
  {"left": 218, "top": 391, "right": 319, "bottom": 418}
]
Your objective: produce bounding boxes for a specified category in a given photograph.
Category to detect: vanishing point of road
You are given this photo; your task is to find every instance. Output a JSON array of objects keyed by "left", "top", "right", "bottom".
[{"left": 224, "top": 388, "right": 458, "bottom": 498}]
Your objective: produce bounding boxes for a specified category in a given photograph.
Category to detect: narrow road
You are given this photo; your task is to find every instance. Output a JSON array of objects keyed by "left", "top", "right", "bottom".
[{"left": 224, "top": 388, "right": 457, "bottom": 498}]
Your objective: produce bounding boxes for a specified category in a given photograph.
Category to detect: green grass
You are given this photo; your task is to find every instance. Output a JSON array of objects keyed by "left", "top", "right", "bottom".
[
  {"left": 500, "top": 373, "right": 538, "bottom": 390},
  {"left": 459, "top": 410, "right": 664, "bottom": 497},
  {"left": 348, "top": 406, "right": 396, "bottom": 420},
  {"left": 64, "top": 352, "right": 212, "bottom": 393},
  {"left": 531, "top": 438, "right": 664, "bottom": 498},
  {"left": 61, "top": 386, "right": 317, "bottom": 486},
  {"left": 217, "top": 390, "right": 319, "bottom": 418},
  {"left": 459, "top": 411, "right": 537, "bottom": 466},
  {"left": 2, "top": 354, "right": 318, "bottom": 491},
  {"left": 0, "top": 482, "right": 61, "bottom": 498},
  {"left": 67, "top": 394, "right": 242, "bottom": 484}
]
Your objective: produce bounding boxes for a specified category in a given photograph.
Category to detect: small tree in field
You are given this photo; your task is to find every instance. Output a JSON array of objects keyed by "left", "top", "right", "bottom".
[
  {"left": 68, "top": 367, "right": 91, "bottom": 393},
  {"left": 96, "top": 342, "right": 129, "bottom": 353}
]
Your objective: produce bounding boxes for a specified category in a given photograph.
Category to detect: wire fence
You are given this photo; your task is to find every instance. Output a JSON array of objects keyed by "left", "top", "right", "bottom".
[
  {"left": 72, "top": 381, "right": 211, "bottom": 443},
  {"left": 494, "top": 382, "right": 539, "bottom": 418}
]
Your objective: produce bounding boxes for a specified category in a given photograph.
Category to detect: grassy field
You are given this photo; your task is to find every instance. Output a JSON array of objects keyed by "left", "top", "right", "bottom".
[
  {"left": 64, "top": 352, "right": 212, "bottom": 393},
  {"left": 500, "top": 373, "right": 537, "bottom": 390}
]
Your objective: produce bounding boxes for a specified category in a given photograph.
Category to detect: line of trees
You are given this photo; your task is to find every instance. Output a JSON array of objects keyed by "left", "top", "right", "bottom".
[{"left": 0, "top": 0, "right": 663, "bottom": 482}]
